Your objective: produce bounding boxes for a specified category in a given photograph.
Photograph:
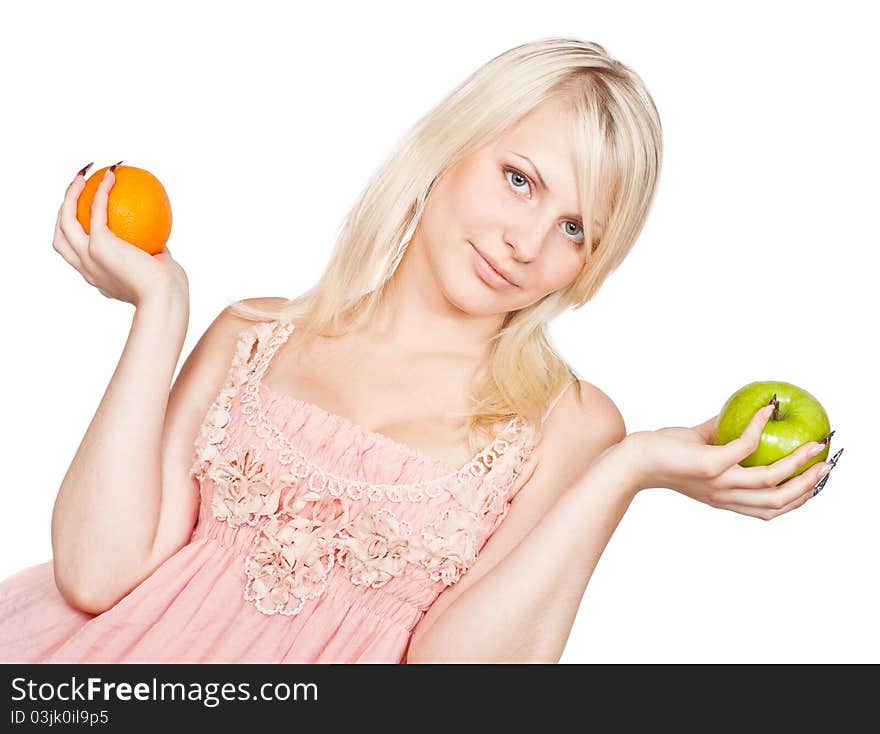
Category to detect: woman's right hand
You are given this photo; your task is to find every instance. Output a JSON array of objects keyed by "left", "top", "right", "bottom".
[
  {"left": 52, "top": 166, "right": 189, "bottom": 308},
  {"left": 622, "top": 405, "right": 837, "bottom": 520}
]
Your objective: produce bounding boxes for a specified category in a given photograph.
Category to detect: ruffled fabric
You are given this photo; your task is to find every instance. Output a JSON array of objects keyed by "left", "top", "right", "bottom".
[{"left": 0, "top": 319, "right": 540, "bottom": 663}]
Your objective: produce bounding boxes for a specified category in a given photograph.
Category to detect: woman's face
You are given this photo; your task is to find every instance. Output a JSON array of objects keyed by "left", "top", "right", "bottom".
[{"left": 412, "top": 95, "right": 614, "bottom": 317}]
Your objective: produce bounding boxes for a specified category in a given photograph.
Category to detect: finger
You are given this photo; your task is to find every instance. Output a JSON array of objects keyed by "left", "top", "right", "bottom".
[
  {"left": 723, "top": 438, "right": 827, "bottom": 490},
  {"left": 52, "top": 232, "right": 83, "bottom": 270},
  {"left": 713, "top": 458, "right": 831, "bottom": 509},
  {"left": 713, "top": 402, "right": 774, "bottom": 472},
  {"left": 769, "top": 485, "right": 815, "bottom": 518},
  {"left": 719, "top": 487, "right": 813, "bottom": 520},
  {"left": 58, "top": 174, "right": 89, "bottom": 253},
  {"left": 89, "top": 167, "right": 116, "bottom": 235},
  {"left": 715, "top": 483, "right": 814, "bottom": 521},
  {"left": 53, "top": 179, "right": 85, "bottom": 268}
]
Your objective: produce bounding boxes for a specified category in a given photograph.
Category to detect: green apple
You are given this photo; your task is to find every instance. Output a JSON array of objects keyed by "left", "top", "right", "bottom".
[{"left": 714, "top": 380, "right": 831, "bottom": 481}]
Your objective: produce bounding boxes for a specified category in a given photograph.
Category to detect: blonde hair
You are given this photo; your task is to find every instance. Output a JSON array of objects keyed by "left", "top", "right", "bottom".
[{"left": 228, "top": 36, "right": 663, "bottom": 454}]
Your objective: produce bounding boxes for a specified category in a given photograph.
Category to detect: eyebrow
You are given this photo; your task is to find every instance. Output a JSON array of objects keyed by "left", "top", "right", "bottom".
[{"left": 506, "top": 149, "right": 605, "bottom": 234}]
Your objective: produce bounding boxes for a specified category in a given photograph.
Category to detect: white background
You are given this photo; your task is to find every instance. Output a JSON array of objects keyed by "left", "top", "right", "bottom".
[{"left": 1, "top": 0, "right": 876, "bottom": 662}]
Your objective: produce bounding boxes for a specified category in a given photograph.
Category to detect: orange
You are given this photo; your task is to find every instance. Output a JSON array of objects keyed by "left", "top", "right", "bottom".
[{"left": 76, "top": 164, "right": 173, "bottom": 255}]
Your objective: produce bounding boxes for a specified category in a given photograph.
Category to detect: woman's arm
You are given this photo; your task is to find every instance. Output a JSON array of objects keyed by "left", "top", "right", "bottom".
[
  {"left": 405, "top": 439, "right": 640, "bottom": 663},
  {"left": 406, "top": 402, "right": 833, "bottom": 662},
  {"left": 51, "top": 292, "right": 189, "bottom": 611}
]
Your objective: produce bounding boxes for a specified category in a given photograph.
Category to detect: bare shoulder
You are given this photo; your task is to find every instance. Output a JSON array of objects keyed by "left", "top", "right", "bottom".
[
  {"left": 507, "top": 379, "right": 626, "bottom": 502},
  {"left": 216, "top": 296, "right": 290, "bottom": 332},
  {"left": 543, "top": 379, "right": 627, "bottom": 459},
  {"left": 204, "top": 296, "right": 289, "bottom": 350},
  {"left": 175, "top": 296, "right": 290, "bottom": 390},
  {"left": 519, "top": 380, "right": 624, "bottom": 487}
]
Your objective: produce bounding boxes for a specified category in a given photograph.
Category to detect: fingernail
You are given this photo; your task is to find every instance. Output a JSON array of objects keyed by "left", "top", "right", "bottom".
[
  {"left": 812, "top": 448, "right": 843, "bottom": 497},
  {"left": 820, "top": 430, "right": 836, "bottom": 445},
  {"left": 76, "top": 161, "right": 94, "bottom": 178},
  {"left": 109, "top": 160, "right": 123, "bottom": 173}
]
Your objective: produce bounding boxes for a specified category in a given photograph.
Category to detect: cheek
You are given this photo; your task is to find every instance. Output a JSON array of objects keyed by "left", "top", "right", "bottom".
[
  {"left": 448, "top": 170, "right": 505, "bottom": 224},
  {"left": 419, "top": 172, "right": 502, "bottom": 251},
  {"left": 539, "top": 254, "right": 584, "bottom": 292}
]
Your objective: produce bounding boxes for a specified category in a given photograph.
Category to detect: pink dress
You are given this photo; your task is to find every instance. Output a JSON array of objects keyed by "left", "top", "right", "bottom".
[{"left": 0, "top": 318, "right": 573, "bottom": 663}]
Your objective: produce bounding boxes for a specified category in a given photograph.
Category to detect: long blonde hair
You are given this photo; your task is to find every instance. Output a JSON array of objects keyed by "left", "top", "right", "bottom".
[{"left": 228, "top": 36, "right": 663, "bottom": 454}]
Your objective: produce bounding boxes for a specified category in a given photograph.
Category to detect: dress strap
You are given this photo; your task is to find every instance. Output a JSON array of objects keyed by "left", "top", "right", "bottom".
[
  {"left": 246, "top": 319, "right": 296, "bottom": 385},
  {"left": 540, "top": 379, "right": 576, "bottom": 427},
  {"left": 190, "top": 318, "right": 294, "bottom": 482}
]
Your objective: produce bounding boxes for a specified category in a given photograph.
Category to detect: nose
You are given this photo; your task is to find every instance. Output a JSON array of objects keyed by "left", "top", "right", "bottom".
[{"left": 503, "top": 213, "right": 551, "bottom": 261}]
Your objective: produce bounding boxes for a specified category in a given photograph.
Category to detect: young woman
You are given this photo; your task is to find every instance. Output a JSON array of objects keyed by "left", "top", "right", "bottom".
[{"left": 0, "top": 37, "right": 835, "bottom": 663}]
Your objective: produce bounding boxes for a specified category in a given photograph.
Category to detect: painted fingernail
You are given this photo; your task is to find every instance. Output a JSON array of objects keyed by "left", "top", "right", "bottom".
[
  {"left": 812, "top": 448, "right": 843, "bottom": 497},
  {"left": 820, "top": 430, "right": 836, "bottom": 445},
  {"left": 109, "top": 160, "right": 123, "bottom": 173},
  {"left": 76, "top": 161, "right": 94, "bottom": 178},
  {"left": 828, "top": 447, "right": 844, "bottom": 467}
]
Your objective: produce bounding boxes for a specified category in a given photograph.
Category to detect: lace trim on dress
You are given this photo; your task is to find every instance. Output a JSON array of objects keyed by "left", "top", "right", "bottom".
[{"left": 232, "top": 319, "right": 537, "bottom": 502}]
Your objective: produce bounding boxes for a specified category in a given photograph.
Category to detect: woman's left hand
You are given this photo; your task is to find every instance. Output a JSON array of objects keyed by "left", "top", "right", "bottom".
[{"left": 622, "top": 404, "right": 834, "bottom": 520}]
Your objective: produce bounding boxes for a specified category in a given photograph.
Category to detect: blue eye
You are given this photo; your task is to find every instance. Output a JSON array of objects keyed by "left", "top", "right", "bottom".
[
  {"left": 503, "top": 166, "right": 585, "bottom": 246},
  {"left": 505, "top": 167, "right": 531, "bottom": 195}
]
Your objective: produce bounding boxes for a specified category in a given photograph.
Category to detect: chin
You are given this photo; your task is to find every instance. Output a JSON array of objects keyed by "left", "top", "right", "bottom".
[
  {"left": 445, "top": 288, "right": 494, "bottom": 315},
  {"left": 437, "top": 272, "right": 496, "bottom": 315},
  {"left": 454, "top": 281, "right": 521, "bottom": 318}
]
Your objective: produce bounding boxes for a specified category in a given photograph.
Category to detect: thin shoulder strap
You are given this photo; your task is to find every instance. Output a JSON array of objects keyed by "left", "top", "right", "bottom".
[
  {"left": 246, "top": 319, "right": 295, "bottom": 384},
  {"left": 540, "top": 379, "right": 576, "bottom": 427},
  {"left": 190, "top": 318, "right": 292, "bottom": 481},
  {"left": 226, "top": 318, "right": 294, "bottom": 390}
]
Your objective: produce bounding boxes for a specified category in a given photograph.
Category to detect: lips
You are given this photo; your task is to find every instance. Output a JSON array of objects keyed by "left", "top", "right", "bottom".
[{"left": 470, "top": 242, "right": 517, "bottom": 287}]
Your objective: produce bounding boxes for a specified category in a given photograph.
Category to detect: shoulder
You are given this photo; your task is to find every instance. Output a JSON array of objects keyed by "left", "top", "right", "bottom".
[
  {"left": 170, "top": 295, "right": 290, "bottom": 447},
  {"left": 538, "top": 379, "right": 627, "bottom": 468},
  {"left": 217, "top": 296, "right": 290, "bottom": 329},
  {"left": 209, "top": 296, "right": 290, "bottom": 341},
  {"left": 188, "top": 296, "right": 290, "bottom": 377},
  {"left": 175, "top": 294, "right": 290, "bottom": 387},
  {"left": 236, "top": 295, "right": 290, "bottom": 310},
  {"left": 507, "top": 379, "right": 626, "bottom": 502}
]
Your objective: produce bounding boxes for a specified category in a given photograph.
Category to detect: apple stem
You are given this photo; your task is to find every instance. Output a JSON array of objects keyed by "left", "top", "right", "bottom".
[{"left": 768, "top": 392, "right": 779, "bottom": 421}]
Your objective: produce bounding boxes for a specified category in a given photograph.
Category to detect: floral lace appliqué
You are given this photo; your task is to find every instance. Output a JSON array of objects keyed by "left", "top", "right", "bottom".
[
  {"left": 243, "top": 496, "right": 349, "bottom": 617},
  {"left": 232, "top": 495, "right": 487, "bottom": 616},
  {"left": 417, "top": 507, "right": 481, "bottom": 586},
  {"left": 209, "top": 446, "right": 281, "bottom": 528},
  {"left": 335, "top": 509, "right": 415, "bottom": 589}
]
